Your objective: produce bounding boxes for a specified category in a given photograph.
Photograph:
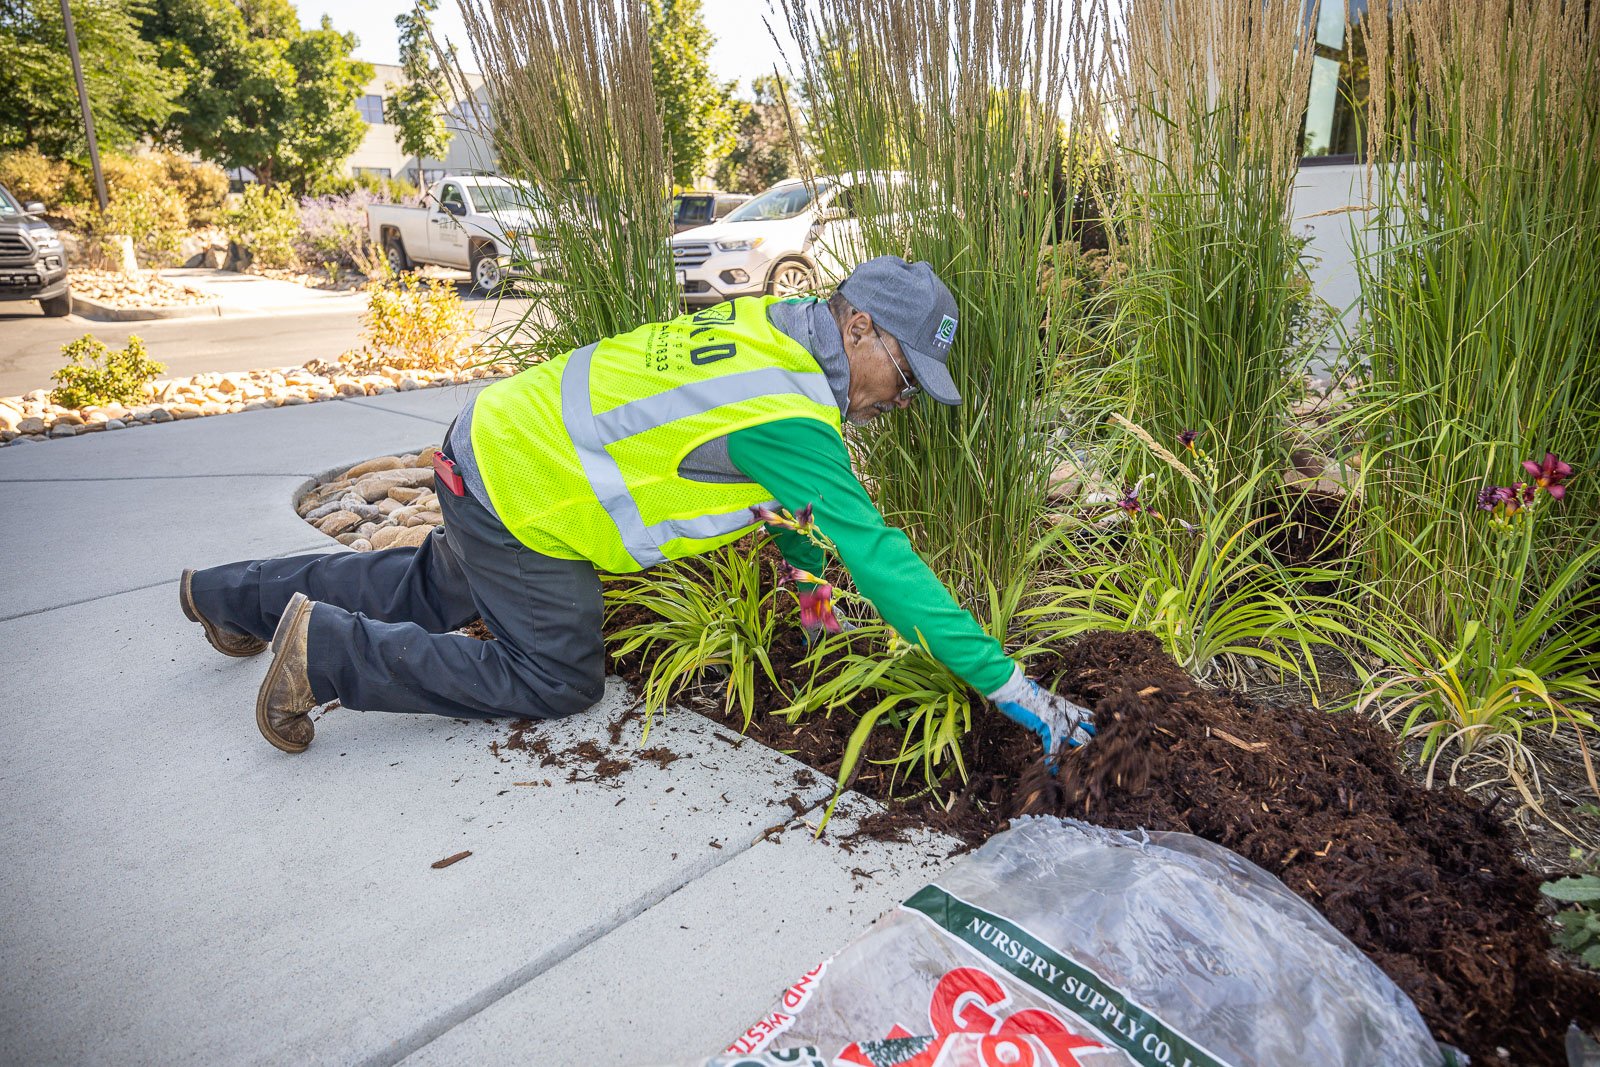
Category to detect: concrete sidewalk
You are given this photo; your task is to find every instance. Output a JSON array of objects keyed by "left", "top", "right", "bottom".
[
  {"left": 0, "top": 385, "right": 959, "bottom": 1065},
  {"left": 74, "top": 268, "right": 369, "bottom": 322}
]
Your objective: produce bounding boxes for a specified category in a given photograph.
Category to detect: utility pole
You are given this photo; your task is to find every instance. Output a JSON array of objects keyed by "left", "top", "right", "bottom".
[{"left": 59, "top": 0, "right": 108, "bottom": 213}]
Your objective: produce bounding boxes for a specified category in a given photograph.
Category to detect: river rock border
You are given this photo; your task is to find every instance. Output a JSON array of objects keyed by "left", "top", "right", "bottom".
[
  {"left": 0, "top": 359, "right": 514, "bottom": 447},
  {"left": 296, "top": 450, "right": 445, "bottom": 552}
]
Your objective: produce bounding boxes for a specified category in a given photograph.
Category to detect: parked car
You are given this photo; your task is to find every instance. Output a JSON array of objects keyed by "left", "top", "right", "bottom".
[
  {"left": 669, "top": 190, "right": 751, "bottom": 233},
  {"left": 366, "top": 175, "right": 551, "bottom": 292},
  {"left": 669, "top": 173, "right": 899, "bottom": 307},
  {"left": 0, "top": 184, "right": 71, "bottom": 317}
]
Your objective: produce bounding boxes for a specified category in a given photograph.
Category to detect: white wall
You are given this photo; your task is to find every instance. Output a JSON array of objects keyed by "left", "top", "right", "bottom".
[{"left": 1290, "top": 161, "right": 1372, "bottom": 325}]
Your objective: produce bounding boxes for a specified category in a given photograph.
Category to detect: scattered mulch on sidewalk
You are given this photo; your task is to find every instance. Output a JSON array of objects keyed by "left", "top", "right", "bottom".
[{"left": 605, "top": 620, "right": 1600, "bottom": 1065}]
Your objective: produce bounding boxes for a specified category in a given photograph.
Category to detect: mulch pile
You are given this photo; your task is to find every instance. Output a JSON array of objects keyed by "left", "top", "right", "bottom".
[{"left": 603, "top": 618, "right": 1600, "bottom": 1065}]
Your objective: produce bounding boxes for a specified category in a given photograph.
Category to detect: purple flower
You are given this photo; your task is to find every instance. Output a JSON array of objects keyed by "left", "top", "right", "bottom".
[
  {"left": 1478, "top": 484, "right": 1524, "bottom": 519},
  {"left": 1522, "top": 452, "right": 1573, "bottom": 501},
  {"left": 1177, "top": 429, "right": 1200, "bottom": 451},
  {"left": 1116, "top": 484, "right": 1143, "bottom": 514}
]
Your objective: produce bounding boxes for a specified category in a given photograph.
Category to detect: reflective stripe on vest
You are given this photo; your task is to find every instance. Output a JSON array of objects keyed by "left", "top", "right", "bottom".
[{"left": 560, "top": 340, "right": 837, "bottom": 568}]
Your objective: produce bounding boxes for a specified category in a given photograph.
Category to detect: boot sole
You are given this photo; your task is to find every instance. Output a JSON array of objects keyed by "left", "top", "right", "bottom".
[
  {"left": 181, "top": 569, "right": 268, "bottom": 658},
  {"left": 257, "top": 594, "right": 312, "bottom": 754}
]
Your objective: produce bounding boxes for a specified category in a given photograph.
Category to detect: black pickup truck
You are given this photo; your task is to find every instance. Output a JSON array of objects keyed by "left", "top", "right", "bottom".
[{"left": 0, "top": 183, "right": 71, "bottom": 316}]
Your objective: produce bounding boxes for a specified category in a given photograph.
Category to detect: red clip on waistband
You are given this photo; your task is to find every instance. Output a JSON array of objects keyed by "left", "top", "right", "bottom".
[{"left": 432, "top": 450, "right": 466, "bottom": 497}]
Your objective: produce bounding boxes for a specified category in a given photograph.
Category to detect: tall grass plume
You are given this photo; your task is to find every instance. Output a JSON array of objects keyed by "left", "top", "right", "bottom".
[{"left": 459, "top": 0, "right": 677, "bottom": 364}]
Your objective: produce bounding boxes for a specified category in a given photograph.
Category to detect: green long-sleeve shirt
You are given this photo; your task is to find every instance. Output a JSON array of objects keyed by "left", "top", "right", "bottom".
[{"left": 725, "top": 418, "right": 1016, "bottom": 695}]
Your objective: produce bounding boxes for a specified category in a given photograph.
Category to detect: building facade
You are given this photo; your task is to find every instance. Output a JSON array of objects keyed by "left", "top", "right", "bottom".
[{"left": 344, "top": 63, "right": 498, "bottom": 187}]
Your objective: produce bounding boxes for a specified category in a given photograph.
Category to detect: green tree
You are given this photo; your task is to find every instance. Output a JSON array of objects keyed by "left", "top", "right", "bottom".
[
  {"left": 714, "top": 73, "right": 797, "bottom": 193},
  {"left": 0, "top": 0, "right": 184, "bottom": 156},
  {"left": 276, "top": 15, "right": 371, "bottom": 192},
  {"left": 385, "top": 0, "right": 453, "bottom": 186},
  {"left": 646, "top": 0, "right": 735, "bottom": 187},
  {"left": 139, "top": 0, "right": 370, "bottom": 192}
]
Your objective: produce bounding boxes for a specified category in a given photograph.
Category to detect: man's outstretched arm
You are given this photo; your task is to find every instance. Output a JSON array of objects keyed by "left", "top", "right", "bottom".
[{"left": 727, "top": 417, "right": 1094, "bottom": 761}]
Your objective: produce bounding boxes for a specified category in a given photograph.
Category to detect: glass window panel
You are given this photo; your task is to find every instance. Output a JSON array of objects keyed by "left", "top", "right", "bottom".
[{"left": 1300, "top": 0, "right": 1371, "bottom": 160}]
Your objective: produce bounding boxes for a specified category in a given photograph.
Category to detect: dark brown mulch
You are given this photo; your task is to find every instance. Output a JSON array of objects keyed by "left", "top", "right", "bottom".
[{"left": 604, "top": 618, "right": 1600, "bottom": 1066}]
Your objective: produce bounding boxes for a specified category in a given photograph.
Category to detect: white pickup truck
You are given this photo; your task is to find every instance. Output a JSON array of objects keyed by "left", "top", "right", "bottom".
[{"left": 366, "top": 175, "right": 548, "bottom": 292}]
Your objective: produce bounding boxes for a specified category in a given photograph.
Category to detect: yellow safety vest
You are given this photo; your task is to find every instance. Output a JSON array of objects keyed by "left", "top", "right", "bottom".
[{"left": 470, "top": 296, "right": 843, "bottom": 572}]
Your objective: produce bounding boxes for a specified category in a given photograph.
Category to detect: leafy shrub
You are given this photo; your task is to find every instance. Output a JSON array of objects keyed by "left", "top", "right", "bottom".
[
  {"left": 311, "top": 172, "right": 420, "bottom": 204},
  {"left": 346, "top": 272, "right": 476, "bottom": 371},
  {"left": 356, "top": 172, "right": 419, "bottom": 204},
  {"left": 0, "top": 149, "right": 226, "bottom": 236},
  {"left": 84, "top": 157, "right": 189, "bottom": 266},
  {"left": 296, "top": 190, "right": 386, "bottom": 274},
  {"left": 2, "top": 152, "right": 190, "bottom": 266},
  {"left": 50, "top": 334, "right": 165, "bottom": 409},
  {"left": 225, "top": 185, "right": 301, "bottom": 270},
  {"left": 0, "top": 148, "right": 74, "bottom": 212},
  {"left": 155, "top": 152, "right": 228, "bottom": 228},
  {"left": 783, "top": 620, "right": 975, "bottom": 824}
]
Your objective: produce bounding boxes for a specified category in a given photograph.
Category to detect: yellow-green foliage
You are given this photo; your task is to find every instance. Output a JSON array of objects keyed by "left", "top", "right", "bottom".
[
  {"left": 347, "top": 272, "right": 477, "bottom": 372},
  {"left": 224, "top": 185, "right": 301, "bottom": 270},
  {"left": 50, "top": 334, "right": 165, "bottom": 409},
  {"left": 86, "top": 156, "right": 189, "bottom": 265},
  {"left": 0, "top": 147, "right": 74, "bottom": 208},
  {"left": 155, "top": 153, "right": 229, "bottom": 228},
  {"left": 0, "top": 149, "right": 227, "bottom": 231}
]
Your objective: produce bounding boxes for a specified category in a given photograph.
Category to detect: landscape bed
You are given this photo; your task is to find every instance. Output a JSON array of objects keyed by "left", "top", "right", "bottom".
[{"left": 596, "top": 609, "right": 1600, "bottom": 1065}]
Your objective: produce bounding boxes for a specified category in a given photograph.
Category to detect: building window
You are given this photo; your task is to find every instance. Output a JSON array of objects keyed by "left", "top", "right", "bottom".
[
  {"left": 353, "top": 167, "right": 392, "bottom": 180},
  {"left": 357, "top": 94, "right": 386, "bottom": 124},
  {"left": 1301, "top": 0, "right": 1369, "bottom": 162}
]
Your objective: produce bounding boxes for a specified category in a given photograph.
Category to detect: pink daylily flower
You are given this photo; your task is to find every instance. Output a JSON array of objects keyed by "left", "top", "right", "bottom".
[{"left": 1521, "top": 452, "right": 1573, "bottom": 501}]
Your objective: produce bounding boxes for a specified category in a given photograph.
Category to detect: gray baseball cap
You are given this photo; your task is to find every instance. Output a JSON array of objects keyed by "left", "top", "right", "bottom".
[{"left": 838, "top": 255, "right": 962, "bottom": 406}]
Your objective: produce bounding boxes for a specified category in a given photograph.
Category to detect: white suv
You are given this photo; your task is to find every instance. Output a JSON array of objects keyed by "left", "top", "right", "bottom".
[{"left": 670, "top": 173, "right": 896, "bottom": 307}]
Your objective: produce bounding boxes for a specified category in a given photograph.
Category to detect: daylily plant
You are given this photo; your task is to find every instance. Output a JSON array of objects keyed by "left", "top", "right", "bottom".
[{"left": 1363, "top": 452, "right": 1599, "bottom": 789}]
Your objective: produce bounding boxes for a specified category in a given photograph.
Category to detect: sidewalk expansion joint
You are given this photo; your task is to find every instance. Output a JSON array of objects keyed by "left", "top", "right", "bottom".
[
  {"left": 339, "top": 398, "right": 454, "bottom": 426},
  {"left": 366, "top": 818, "right": 770, "bottom": 1067},
  {"left": 0, "top": 543, "right": 334, "bottom": 623}
]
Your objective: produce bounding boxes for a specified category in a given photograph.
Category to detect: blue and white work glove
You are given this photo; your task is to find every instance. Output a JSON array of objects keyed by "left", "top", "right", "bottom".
[{"left": 987, "top": 665, "right": 1096, "bottom": 768}]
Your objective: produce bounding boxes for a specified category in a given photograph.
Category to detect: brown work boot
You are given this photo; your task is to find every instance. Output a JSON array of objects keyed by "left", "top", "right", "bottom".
[
  {"left": 180, "top": 569, "right": 268, "bottom": 657},
  {"left": 256, "top": 592, "right": 318, "bottom": 753}
]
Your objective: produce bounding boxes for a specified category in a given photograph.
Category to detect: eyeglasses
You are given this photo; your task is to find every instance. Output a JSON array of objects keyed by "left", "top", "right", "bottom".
[{"left": 873, "top": 330, "right": 920, "bottom": 401}]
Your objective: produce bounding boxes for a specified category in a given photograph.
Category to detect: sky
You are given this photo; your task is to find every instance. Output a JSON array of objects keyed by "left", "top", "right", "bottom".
[{"left": 302, "top": 0, "right": 796, "bottom": 94}]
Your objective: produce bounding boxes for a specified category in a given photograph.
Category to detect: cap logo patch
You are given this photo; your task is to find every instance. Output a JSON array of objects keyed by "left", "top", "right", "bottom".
[{"left": 935, "top": 315, "right": 958, "bottom": 346}]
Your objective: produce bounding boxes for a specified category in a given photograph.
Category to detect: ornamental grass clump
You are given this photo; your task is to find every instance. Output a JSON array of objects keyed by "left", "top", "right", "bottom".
[
  {"left": 1353, "top": 0, "right": 1600, "bottom": 638},
  {"left": 779, "top": 0, "right": 1103, "bottom": 599},
  {"left": 1097, "top": 0, "right": 1327, "bottom": 516},
  {"left": 459, "top": 0, "right": 676, "bottom": 365},
  {"left": 1358, "top": 452, "right": 1600, "bottom": 801},
  {"left": 1025, "top": 422, "right": 1356, "bottom": 694}
]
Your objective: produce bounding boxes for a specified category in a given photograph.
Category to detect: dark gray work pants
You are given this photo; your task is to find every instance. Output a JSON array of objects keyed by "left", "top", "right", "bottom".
[{"left": 186, "top": 445, "right": 607, "bottom": 721}]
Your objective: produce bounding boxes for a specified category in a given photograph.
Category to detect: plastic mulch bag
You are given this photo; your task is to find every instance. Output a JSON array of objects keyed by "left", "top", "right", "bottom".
[{"left": 676, "top": 817, "right": 1455, "bottom": 1067}]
